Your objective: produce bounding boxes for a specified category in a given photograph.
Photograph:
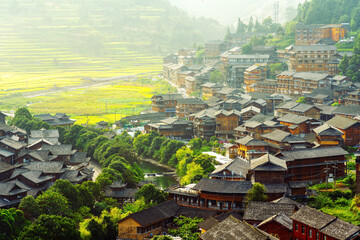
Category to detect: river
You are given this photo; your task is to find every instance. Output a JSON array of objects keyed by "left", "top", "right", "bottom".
[{"left": 138, "top": 160, "right": 179, "bottom": 190}]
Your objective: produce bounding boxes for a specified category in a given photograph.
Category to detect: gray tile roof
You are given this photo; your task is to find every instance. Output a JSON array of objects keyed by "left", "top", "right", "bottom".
[
  {"left": 30, "top": 129, "right": 59, "bottom": 138},
  {"left": 0, "top": 148, "right": 15, "bottom": 157},
  {"left": 291, "top": 104, "right": 319, "bottom": 113},
  {"left": 250, "top": 154, "right": 287, "bottom": 171},
  {"left": 193, "top": 178, "right": 253, "bottom": 194},
  {"left": 69, "top": 152, "right": 90, "bottom": 163},
  {"left": 261, "top": 129, "right": 291, "bottom": 142},
  {"left": 201, "top": 216, "right": 278, "bottom": 240},
  {"left": 258, "top": 212, "right": 293, "bottom": 230},
  {"left": 278, "top": 113, "right": 311, "bottom": 124},
  {"left": 0, "top": 138, "right": 26, "bottom": 150},
  {"left": 292, "top": 45, "right": 337, "bottom": 51},
  {"left": 320, "top": 218, "right": 360, "bottom": 240},
  {"left": 244, "top": 202, "right": 296, "bottom": 222},
  {"left": 41, "top": 144, "right": 74, "bottom": 155},
  {"left": 235, "top": 136, "right": 269, "bottom": 147},
  {"left": 332, "top": 105, "right": 360, "bottom": 117},
  {"left": 291, "top": 206, "right": 336, "bottom": 230},
  {"left": 271, "top": 196, "right": 302, "bottom": 209},
  {"left": 23, "top": 161, "right": 67, "bottom": 173},
  {"left": 313, "top": 124, "right": 344, "bottom": 136},
  {"left": 327, "top": 115, "right": 359, "bottom": 130},
  {"left": 278, "top": 147, "right": 348, "bottom": 161},
  {"left": 177, "top": 98, "right": 206, "bottom": 105},
  {"left": 0, "top": 161, "right": 15, "bottom": 173},
  {"left": 21, "top": 170, "right": 54, "bottom": 184},
  {"left": 210, "top": 159, "right": 249, "bottom": 178}
]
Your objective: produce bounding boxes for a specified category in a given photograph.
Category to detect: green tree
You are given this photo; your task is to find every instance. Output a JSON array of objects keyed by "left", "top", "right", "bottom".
[
  {"left": 236, "top": 18, "right": 246, "bottom": 34},
  {"left": 296, "top": 96, "right": 307, "bottom": 103},
  {"left": 245, "top": 183, "right": 268, "bottom": 205},
  {"left": 242, "top": 43, "right": 252, "bottom": 54},
  {"left": 87, "top": 219, "right": 105, "bottom": 240},
  {"left": 168, "top": 216, "right": 203, "bottom": 240},
  {"left": 339, "top": 54, "right": 349, "bottom": 74},
  {"left": 50, "top": 179, "right": 83, "bottom": 210},
  {"left": 19, "top": 195, "right": 41, "bottom": 219},
  {"left": 181, "top": 162, "right": 204, "bottom": 185},
  {"left": 247, "top": 16, "right": 254, "bottom": 33},
  {"left": 18, "top": 214, "right": 81, "bottom": 240},
  {"left": 0, "top": 208, "right": 26, "bottom": 240},
  {"left": 36, "top": 190, "right": 71, "bottom": 216},
  {"left": 135, "top": 183, "right": 168, "bottom": 204},
  {"left": 209, "top": 70, "right": 223, "bottom": 83}
]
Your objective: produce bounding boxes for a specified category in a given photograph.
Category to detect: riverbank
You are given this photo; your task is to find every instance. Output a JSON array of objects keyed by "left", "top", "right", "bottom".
[{"left": 140, "top": 158, "right": 176, "bottom": 172}]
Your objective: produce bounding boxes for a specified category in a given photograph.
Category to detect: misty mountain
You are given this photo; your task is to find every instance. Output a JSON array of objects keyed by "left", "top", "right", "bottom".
[{"left": 169, "top": 0, "right": 305, "bottom": 25}]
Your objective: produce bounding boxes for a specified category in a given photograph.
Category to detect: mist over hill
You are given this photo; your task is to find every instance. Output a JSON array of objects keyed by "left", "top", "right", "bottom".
[
  {"left": 169, "top": 0, "right": 306, "bottom": 25},
  {"left": 0, "top": 0, "right": 225, "bottom": 58}
]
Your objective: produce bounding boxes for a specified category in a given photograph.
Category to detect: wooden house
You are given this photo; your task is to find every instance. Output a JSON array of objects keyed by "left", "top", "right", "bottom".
[
  {"left": 223, "top": 143, "right": 238, "bottom": 159},
  {"left": 176, "top": 98, "right": 207, "bottom": 119},
  {"left": 34, "top": 113, "right": 75, "bottom": 128},
  {"left": 243, "top": 201, "right": 296, "bottom": 225},
  {"left": 257, "top": 212, "right": 293, "bottom": 240},
  {"left": 151, "top": 94, "right": 184, "bottom": 117},
  {"left": 240, "top": 106, "right": 261, "bottom": 121},
  {"left": 200, "top": 215, "right": 279, "bottom": 240},
  {"left": 277, "top": 147, "right": 348, "bottom": 183},
  {"left": 244, "top": 65, "right": 267, "bottom": 92},
  {"left": 209, "top": 158, "right": 249, "bottom": 181},
  {"left": 313, "top": 124, "right": 344, "bottom": 147},
  {"left": 145, "top": 118, "right": 193, "bottom": 140},
  {"left": 249, "top": 154, "right": 287, "bottom": 184},
  {"left": 277, "top": 114, "right": 313, "bottom": 135},
  {"left": 261, "top": 129, "right": 307, "bottom": 152},
  {"left": 291, "top": 206, "right": 360, "bottom": 240},
  {"left": 190, "top": 108, "right": 217, "bottom": 140},
  {"left": 105, "top": 181, "right": 138, "bottom": 205},
  {"left": 215, "top": 109, "right": 241, "bottom": 140},
  {"left": 236, "top": 136, "right": 269, "bottom": 160},
  {"left": 327, "top": 115, "right": 360, "bottom": 146},
  {"left": 345, "top": 90, "right": 360, "bottom": 106},
  {"left": 202, "top": 83, "right": 222, "bottom": 99}
]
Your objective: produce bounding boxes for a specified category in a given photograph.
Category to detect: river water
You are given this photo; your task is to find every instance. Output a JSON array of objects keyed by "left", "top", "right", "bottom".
[{"left": 138, "top": 160, "right": 179, "bottom": 190}]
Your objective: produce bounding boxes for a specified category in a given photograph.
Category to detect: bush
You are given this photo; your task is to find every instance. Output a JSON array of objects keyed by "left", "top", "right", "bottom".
[
  {"left": 335, "top": 197, "right": 350, "bottom": 207},
  {"left": 308, "top": 195, "right": 333, "bottom": 209}
]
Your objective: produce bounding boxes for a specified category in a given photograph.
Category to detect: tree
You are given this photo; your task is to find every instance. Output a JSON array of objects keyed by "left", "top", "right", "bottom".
[
  {"left": 296, "top": 96, "right": 307, "bottom": 103},
  {"left": 209, "top": 70, "right": 223, "bottom": 83},
  {"left": 0, "top": 208, "right": 26, "bottom": 240},
  {"left": 50, "top": 179, "right": 83, "bottom": 210},
  {"left": 96, "top": 171, "right": 115, "bottom": 191},
  {"left": 135, "top": 183, "right": 168, "bottom": 204},
  {"left": 224, "top": 26, "right": 231, "bottom": 41},
  {"left": 180, "top": 162, "right": 204, "bottom": 185},
  {"left": 87, "top": 219, "right": 105, "bottom": 240},
  {"left": 168, "top": 216, "right": 203, "bottom": 240},
  {"left": 247, "top": 16, "right": 254, "bottom": 33},
  {"left": 36, "top": 190, "right": 71, "bottom": 216},
  {"left": 339, "top": 54, "right": 349, "bottom": 74},
  {"left": 236, "top": 18, "right": 246, "bottom": 34},
  {"left": 18, "top": 214, "right": 81, "bottom": 240},
  {"left": 19, "top": 195, "right": 41, "bottom": 219},
  {"left": 245, "top": 183, "right": 268, "bottom": 205},
  {"left": 241, "top": 43, "right": 252, "bottom": 54},
  {"left": 13, "top": 107, "right": 32, "bottom": 120}
]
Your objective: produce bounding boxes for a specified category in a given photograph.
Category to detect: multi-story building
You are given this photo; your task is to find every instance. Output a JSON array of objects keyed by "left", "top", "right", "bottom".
[
  {"left": 151, "top": 94, "right": 183, "bottom": 117},
  {"left": 144, "top": 118, "right": 193, "bottom": 140},
  {"left": 276, "top": 71, "right": 331, "bottom": 95},
  {"left": 201, "top": 82, "right": 222, "bottom": 99},
  {"left": 344, "top": 90, "right": 360, "bottom": 106},
  {"left": 214, "top": 109, "right": 241, "bottom": 140},
  {"left": 313, "top": 123, "right": 344, "bottom": 147},
  {"left": 221, "top": 54, "right": 270, "bottom": 88},
  {"left": 204, "top": 40, "right": 229, "bottom": 64},
  {"left": 176, "top": 98, "right": 207, "bottom": 119},
  {"left": 255, "top": 79, "right": 277, "bottom": 94},
  {"left": 244, "top": 65, "right": 267, "bottom": 92},
  {"left": 295, "top": 23, "right": 348, "bottom": 45},
  {"left": 327, "top": 115, "right": 360, "bottom": 146},
  {"left": 286, "top": 45, "right": 337, "bottom": 73}
]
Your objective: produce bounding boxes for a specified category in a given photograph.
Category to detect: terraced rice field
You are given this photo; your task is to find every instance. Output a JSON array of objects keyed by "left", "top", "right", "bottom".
[{"left": 0, "top": 0, "right": 166, "bottom": 123}]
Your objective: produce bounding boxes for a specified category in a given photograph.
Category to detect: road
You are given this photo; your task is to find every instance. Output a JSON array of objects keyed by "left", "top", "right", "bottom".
[{"left": 89, "top": 159, "right": 102, "bottom": 181}]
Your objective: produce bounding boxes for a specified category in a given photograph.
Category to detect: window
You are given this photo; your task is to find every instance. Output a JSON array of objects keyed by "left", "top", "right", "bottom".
[
  {"left": 324, "top": 236, "right": 327, "bottom": 240},
  {"left": 309, "top": 229, "right": 312, "bottom": 237},
  {"left": 302, "top": 226, "right": 305, "bottom": 234},
  {"left": 295, "top": 223, "right": 298, "bottom": 231},
  {"left": 316, "top": 232, "right": 319, "bottom": 240}
]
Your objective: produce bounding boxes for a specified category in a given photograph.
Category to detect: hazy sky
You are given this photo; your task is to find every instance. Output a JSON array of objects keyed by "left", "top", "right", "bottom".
[{"left": 169, "top": 0, "right": 305, "bottom": 26}]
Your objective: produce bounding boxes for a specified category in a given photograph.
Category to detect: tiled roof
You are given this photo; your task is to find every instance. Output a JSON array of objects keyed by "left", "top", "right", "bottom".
[
  {"left": 235, "top": 136, "right": 269, "bottom": 147},
  {"left": 30, "top": 129, "right": 59, "bottom": 138},
  {"left": 313, "top": 124, "right": 343, "bottom": 136},
  {"left": 0, "top": 138, "right": 26, "bottom": 150},
  {"left": 193, "top": 178, "right": 252, "bottom": 194},
  {"left": 41, "top": 144, "right": 74, "bottom": 155},
  {"left": 320, "top": 218, "right": 360, "bottom": 240},
  {"left": 201, "top": 216, "right": 278, "bottom": 240},
  {"left": 250, "top": 154, "right": 287, "bottom": 171},
  {"left": 244, "top": 201, "right": 296, "bottom": 222},
  {"left": 291, "top": 206, "right": 336, "bottom": 230},
  {"left": 278, "top": 147, "right": 348, "bottom": 161},
  {"left": 327, "top": 115, "right": 359, "bottom": 130},
  {"left": 210, "top": 159, "right": 249, "bottom": 178},
  {"left": 278, "top": 113, "right": 311, "bottom": 124},
  {"left": 258, "top": 212, "right": 293, "bottom": 230}
]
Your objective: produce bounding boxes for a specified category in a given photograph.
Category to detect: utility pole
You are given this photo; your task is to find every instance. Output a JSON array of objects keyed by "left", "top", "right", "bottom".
[{"left": 325, "top": 162, "right": 329, "bottom": 191}]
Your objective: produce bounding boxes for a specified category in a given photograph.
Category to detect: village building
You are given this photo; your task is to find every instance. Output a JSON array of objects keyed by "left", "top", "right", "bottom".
[
  {"left": 200, "top": 215, "right": 279, "bottom": 240},
  {"left": 199, "top": 212, "right": 243, "bottom": 234},
  {"left": 240, "top": 106, "right": 261, "bottom": 121},
  {"left": 223, "top": 143, "right": 238, "bottom": 159},
  {"left": 248, "top": 154, "right": 287, "bottom": 184},
  {"left": 163, "top": 63, "right": 188, "bottom": 84},
  {"left": 261, "top": 129, "right": 308, "bottom": 152},
  {"left": 214, "top": 109, "right": 241, "bottom": 140},
  {"left": 277, "top": 114, "right": 314, "bottom": 135},
  {"left": 176, "top": 98, "right": 207, "bottom": 119},
  {"left": 254, "top": 79, "right": 277, "bottom": 94},
  {"left": 234, "top": 120, "right": 287, "bottom": 140},
  {"left": 0, "top": 181, "right": 29, "bottom": 208},
  {"left": 307, "top": 94, "right": 333, "bottom": 105},
  {"left": 291, "top": 206, "right": 360, "bottom": 240},
  {"left": 286, "top": 45, "right": 337, "bottom": 73},
  {"left": 243, "top": 201, "right": 296, "bottom": 225},
  {"left": 117, "top": 200, "right": 217, "bottom": 240},
  {"left": 40, "top": 144, "right": 76, "bottom": 162},
  {"left": 326, "top": 115, "right": 360, "bottom": 146},
  {"left": 151, "top": 94, "right": 184, "bottom": 117},
  {"left": 236, "top": 136, "right": 269, "bottom": 160},
  {"left": 276, "top": 146, "right": 348, "bottom": 183},
  {"left": 251, "top": 45, "right": 277, "bottom": 59},
  {"left": 190, "top": 108, "right": 217, "bottom": 140},
  {"left": 144, "top": 118, "right": 193, "bottom": 140},
  {"left": 105, "top": 181, "right": 138, "bottom": 205},
  {"left": 244, "top": 65, "right": 267, "bottom": 92},
  {"left": 28, "top": 129, "right": 60, "bottom": 146},
  {"left": 201, "top": 82, "right": 223, "bottom": 99},
  {"left": 209, "top": 158, "right": 249, "bottom": 181},
  {"left": 276, "top": 71, "right": 331, "bottom": 96},
  {"left": 176, "top": 70, "right": 194, "bottom": 88},
  {"left": 34, "top": 113, "right": 75, "bottom": 128},
  {"left": 295, "top": 23, "right": 348, "bottom": 45},
  {"left": 204, "top": 40, "right": 229, "bottom": 64},
  {"left": 313, "top": 123, "right": 344, "bottom": 147},
  {"left": 345, "top": 90, "right": 360, "bottom": 106},
  {"left": 257, "top": 212, "right": 293, "bottom": 240}
]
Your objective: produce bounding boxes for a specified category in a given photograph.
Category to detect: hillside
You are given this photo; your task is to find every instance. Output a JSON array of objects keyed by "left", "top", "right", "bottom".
[
  {"left": 296, "top": 0, "right": 360, "bottom": 29},
  {"left": 169, "top": 0, "right": 305, "bottom": 25}
]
